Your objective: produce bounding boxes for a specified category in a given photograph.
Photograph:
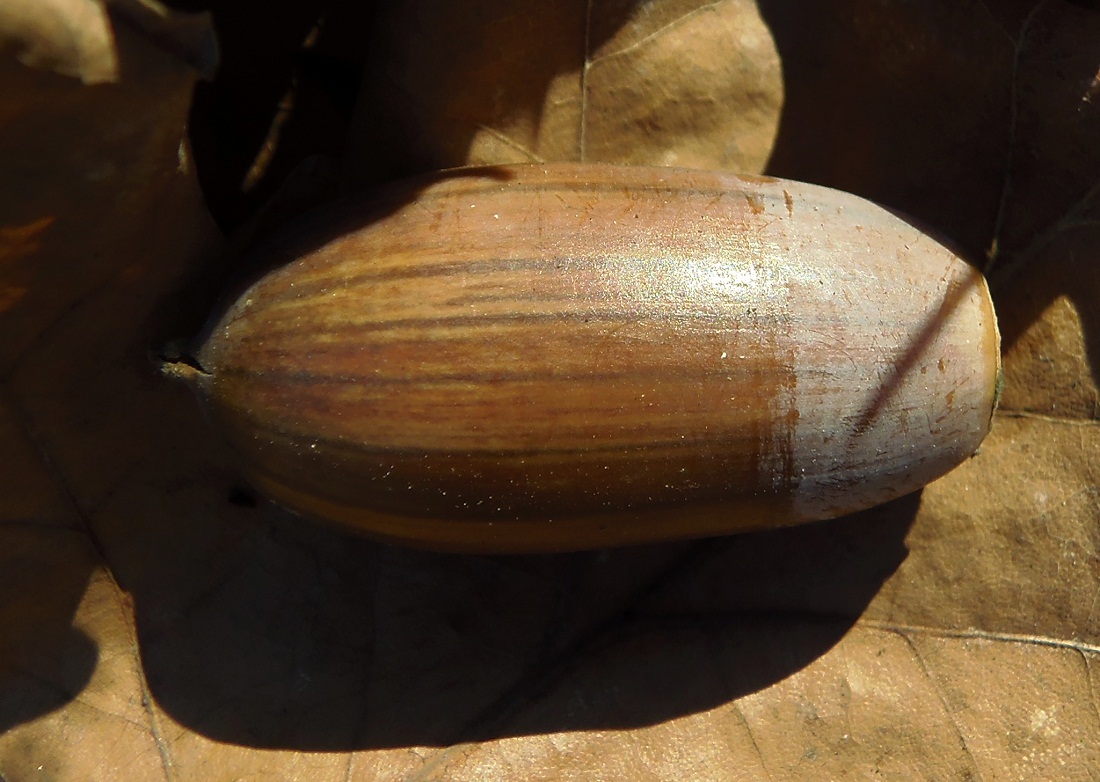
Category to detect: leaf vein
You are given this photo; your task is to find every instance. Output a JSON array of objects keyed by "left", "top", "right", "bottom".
[
  {"left": 586, "top": 1, "right": 727, "bottom": 68},
  {"left": 895, "top": 632, "right": 987, "bottom": 782},
  {"left": 862, "top": 620, "right": 1100, "bottom": 655},
  {"left": 985, "top": 0, "right": 1047, "bottom": 273}
]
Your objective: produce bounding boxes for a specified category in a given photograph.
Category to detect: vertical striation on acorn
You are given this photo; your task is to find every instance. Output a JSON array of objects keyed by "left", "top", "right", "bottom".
[{"left": 183, "top": 163, "right": 1000, "bottom": 552}]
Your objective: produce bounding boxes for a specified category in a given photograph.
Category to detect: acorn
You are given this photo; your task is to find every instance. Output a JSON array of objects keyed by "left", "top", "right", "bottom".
[{"left": 169, "top": 164, "right": 1001, "bottom": 552}]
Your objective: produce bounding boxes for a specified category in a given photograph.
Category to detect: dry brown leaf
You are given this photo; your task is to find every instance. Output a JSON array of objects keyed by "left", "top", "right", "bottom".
[
  {"left": 349, "top": 0, "right": 783, "bottom": 182},
  {"left": 0, "top": 0, "right": 118, "bottom": 84},
  {"left": 2, "top": 0, "right": 1099, "bottom": 780}
]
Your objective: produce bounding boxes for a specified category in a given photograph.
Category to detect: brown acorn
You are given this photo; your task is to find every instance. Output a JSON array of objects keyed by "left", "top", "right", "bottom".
[{"left": 171, "top": 164, "right": 1001, "bottom": 552}]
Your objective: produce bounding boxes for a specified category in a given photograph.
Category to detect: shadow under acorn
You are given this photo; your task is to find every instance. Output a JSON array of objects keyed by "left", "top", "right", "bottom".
[
  {"left": 135, "top": 490, "right": 916, "bottom": 751},
  {"left": 0, "top": 525, "right": 99, "bottom": 736}
]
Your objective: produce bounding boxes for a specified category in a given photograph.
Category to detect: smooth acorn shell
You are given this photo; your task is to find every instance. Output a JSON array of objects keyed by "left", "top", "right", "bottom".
[{"left": 184, "top": 163, "right": 1000, "bottom": 552}]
